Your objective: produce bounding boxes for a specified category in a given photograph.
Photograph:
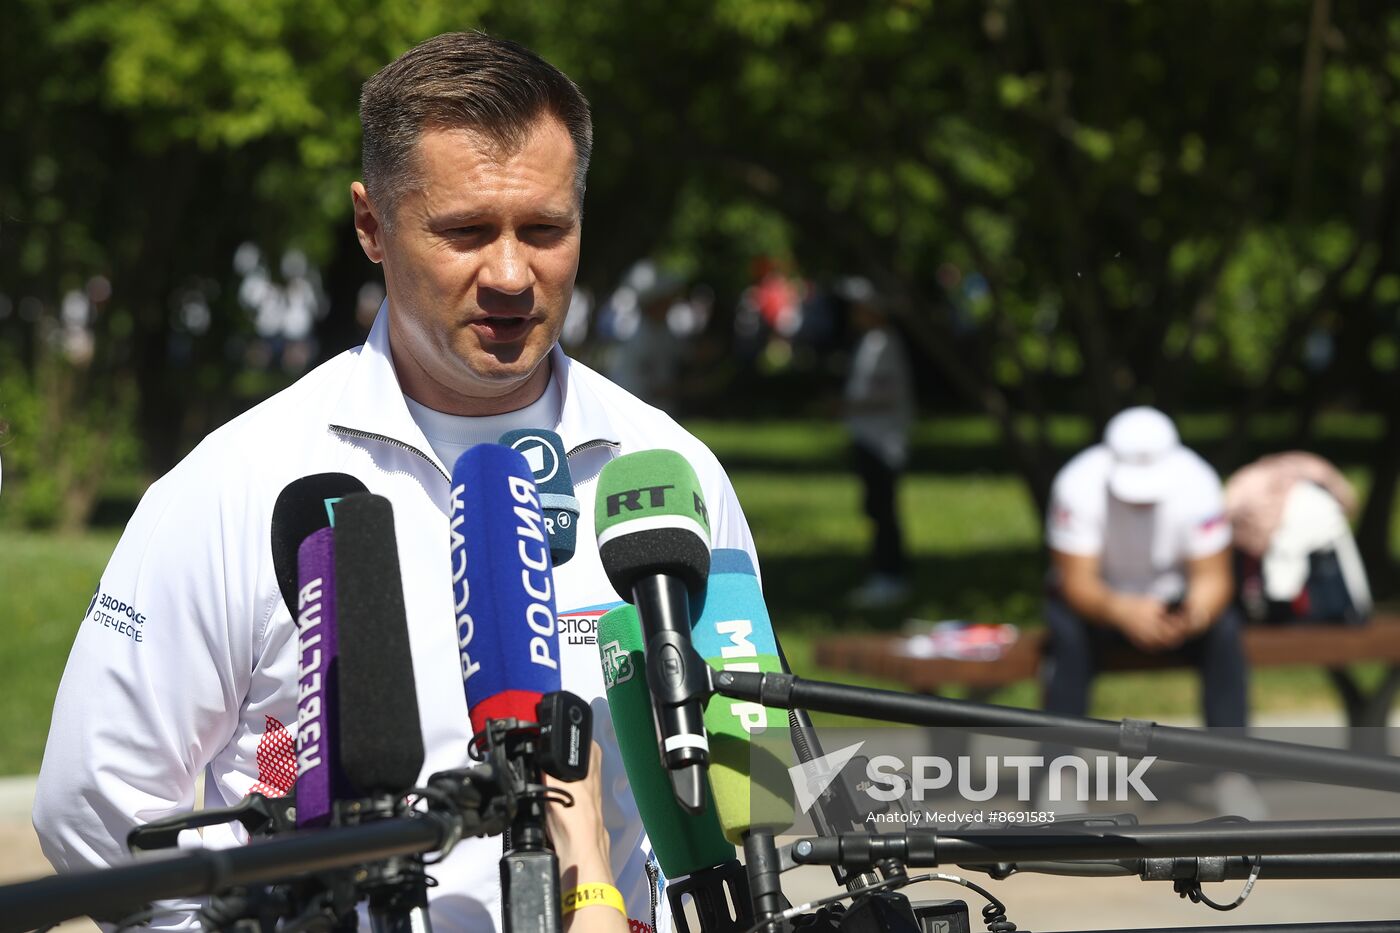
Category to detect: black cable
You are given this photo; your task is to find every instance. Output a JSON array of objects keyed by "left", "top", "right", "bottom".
[
  {"left": 737, "top": 871, "right": 909, "bottom": 933},
  {"left": 276, "top": 889, "right": 341, "bottom": 933},
  {"left": 1166, "top": 815, "right": 1263, "bottom": 912},
  {"left": 736, "top": 870, "right": 1020, "bottom": 933},
  {"left": 1175, "top": 855, "right": 1262, "bottom": 911},
  {"left": 909, "top": 874, "right": 1016, "bottom": 933},
  {"left": 408, "top": 783, "right": 459, "bottom": 866}
]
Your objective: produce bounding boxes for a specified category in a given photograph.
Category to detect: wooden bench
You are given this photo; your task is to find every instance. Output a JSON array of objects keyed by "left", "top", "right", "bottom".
[{"left": 813, "top": 615, "right": 1400, "bottom": 746}]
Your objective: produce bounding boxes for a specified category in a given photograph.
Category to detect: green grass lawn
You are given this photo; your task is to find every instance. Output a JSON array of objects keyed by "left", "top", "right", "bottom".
[
  {"left": 0, "top": 529, "right": 120, "bottom": 774},
  {"left": 0, "top": 415, "right": 1392, "bottom": 773}
]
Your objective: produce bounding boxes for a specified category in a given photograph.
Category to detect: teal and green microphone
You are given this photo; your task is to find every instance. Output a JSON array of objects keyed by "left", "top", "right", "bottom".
[
  {"left": 595, "top": 449, "right": 714, "bottom": 813},
  {"left": 598, "top": 605, "right": 753, "bottom": 933},
  {"left": 691, "top": 548, "right": 796, "bottom": 926},
  {"left": 690, "top": 549, "right": 796, "bottom": 844}
]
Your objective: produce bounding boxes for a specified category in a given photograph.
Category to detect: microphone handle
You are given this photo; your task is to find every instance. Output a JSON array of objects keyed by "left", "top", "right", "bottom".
[
  {"left": 501, "top": 847, "right": 561, "bottom": 933},
  {"left": 778, "top": 647, "right": 885, "bottom": 892},
  {"left": 341, "top": 795, "right": 435, "bottom": 933},
  {"left": 501, "top": 735, "right": 561, "bottom": 933},
  {"left": 370, "top": 886, "right": 433, "bottom": 933},
  {"left": 631, "top": 574, "right": 711, "bottom": 810},
  {"left": 742, "top": 831, "right": 787, "bottom": 931}
]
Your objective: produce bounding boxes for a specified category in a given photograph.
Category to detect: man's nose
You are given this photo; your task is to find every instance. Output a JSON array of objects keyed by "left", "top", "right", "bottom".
[{"left": 478, "top": 235, "right": 533, "bottom": 295}]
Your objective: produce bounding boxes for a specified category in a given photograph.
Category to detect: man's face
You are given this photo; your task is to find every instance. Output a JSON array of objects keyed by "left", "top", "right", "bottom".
[{"left": 352, "top": 117, "right": 582, "bottom": 415}]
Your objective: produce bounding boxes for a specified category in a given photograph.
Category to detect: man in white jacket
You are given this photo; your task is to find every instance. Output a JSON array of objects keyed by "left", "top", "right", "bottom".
[{"left": 34, "top": 31, "right": 758, "bottom": 932}]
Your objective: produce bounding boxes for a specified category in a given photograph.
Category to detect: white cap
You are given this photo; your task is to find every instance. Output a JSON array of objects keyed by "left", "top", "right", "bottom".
[{"left": 1105, "top": 406, "right": 1181, "bottom": 503}]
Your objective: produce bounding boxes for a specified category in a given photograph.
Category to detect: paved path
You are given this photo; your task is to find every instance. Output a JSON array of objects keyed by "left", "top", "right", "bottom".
[
  {"left": 3, "top": 711, "right": 1396, "bottom": 931},
  {"left": 12, "top": 822, "right": 1394, "bottom": 932},
  {"left": 0, "top": 776, "right": 96, "bottom": 931},
  {"left": 777, "top": 861, "right": 1400, "bottom": 930}
]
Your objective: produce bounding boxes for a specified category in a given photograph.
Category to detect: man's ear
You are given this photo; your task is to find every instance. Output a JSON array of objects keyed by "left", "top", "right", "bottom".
[{"left": 351, "top": 182, "right": 385, "bottom": 264}]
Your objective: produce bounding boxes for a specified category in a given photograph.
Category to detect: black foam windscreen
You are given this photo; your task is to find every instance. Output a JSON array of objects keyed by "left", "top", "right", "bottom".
[
  {"left": 270, "top": 472, "right": 368, "bottom": 615},
  {"left": 598, "top": 527, "right": 710, "bottom": 602},
  {"left": 331, "top": 493, "right": 426, "bottom": 795}
]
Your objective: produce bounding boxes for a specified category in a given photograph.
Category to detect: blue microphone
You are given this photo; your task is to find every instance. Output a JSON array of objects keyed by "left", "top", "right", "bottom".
[
  {"left": 450, "top": 443, "right": 562, "bottom": 732},
  {"left": 690, "top": 549, "right": 794, "bottom": 839},
  {"left": 498, "top": 428, "right": 580, "bottom": 566},
  {"left": 450, "top": 443, "right": 567, "bottom": 933}
]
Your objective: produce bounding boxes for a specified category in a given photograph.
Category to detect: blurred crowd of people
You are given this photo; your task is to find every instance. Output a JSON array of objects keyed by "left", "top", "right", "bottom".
[
  {"left": 568, "top": 260, "right": 1374, "bottom": 665},
  {"left": 560, "top": 257, "right": 872, "bottom": 417}
]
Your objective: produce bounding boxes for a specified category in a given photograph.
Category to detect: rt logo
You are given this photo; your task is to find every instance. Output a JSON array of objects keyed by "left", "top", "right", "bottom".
[{"left": 605, "top": 484, "right": 674, "bottom": 517}]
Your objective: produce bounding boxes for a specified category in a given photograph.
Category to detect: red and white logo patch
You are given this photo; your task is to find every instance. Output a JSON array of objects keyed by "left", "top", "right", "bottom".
[{"left": 250, "top": 715, "right": 296, "bottom": 798}]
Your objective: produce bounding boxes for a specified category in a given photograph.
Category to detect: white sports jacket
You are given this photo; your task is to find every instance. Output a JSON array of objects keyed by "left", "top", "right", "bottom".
[{"left": 34, "top": 307, "right": 758, "bottom": 931}]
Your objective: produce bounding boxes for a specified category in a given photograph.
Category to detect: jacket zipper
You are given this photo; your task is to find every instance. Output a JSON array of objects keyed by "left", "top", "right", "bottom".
[
  {"left": 567, "top": 438, "right": 621, "bottom": 458},
  {"left": 329, "top": 424, "right": 449, "bottom": 481},
  {"left": 644, "top": 854, "right": 660, "bottom": 933},
  {"left": 331, "top": 425, "right": 618, "bottom": 480}
]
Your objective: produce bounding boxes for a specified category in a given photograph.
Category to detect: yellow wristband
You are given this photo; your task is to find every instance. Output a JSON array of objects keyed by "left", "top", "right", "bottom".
[{"left": 562, "top": 883, "right": 626, "bottom": 916}]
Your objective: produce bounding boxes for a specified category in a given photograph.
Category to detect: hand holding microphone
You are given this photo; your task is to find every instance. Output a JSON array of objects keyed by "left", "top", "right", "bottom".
[
  {"left": 543, "top": 741, "right": 610, "bottom": 886},
  {"left": 543, "top": 742, "right": 628, "bottom": 933}
]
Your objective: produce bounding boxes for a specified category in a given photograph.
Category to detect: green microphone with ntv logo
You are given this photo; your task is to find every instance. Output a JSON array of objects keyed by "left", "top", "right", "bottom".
[{"left": 597, "top": 604, "right": 754, "bottom": 933}]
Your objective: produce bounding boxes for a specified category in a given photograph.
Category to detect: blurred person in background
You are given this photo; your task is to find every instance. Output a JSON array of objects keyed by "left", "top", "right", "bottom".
[
  {"left": 1043, "top": 407, "right": 1263, "bottom": 816},
  {"left": 841, "top": 278, "right": 916, "bottom": 609},
  {"left": 605, "top": 260, "right": 684, "bottom": 412},
  {"left": 1044, "top": 407, "right": 1246, "bottom": 727},
  {"left": 1226, "top": 451, "right": 1371, "bottom": 625}
]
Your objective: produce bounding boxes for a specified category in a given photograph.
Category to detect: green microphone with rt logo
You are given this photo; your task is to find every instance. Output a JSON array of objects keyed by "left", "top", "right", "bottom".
[{"left": 595, "top": 449, "right": 714, "bottom": 813}]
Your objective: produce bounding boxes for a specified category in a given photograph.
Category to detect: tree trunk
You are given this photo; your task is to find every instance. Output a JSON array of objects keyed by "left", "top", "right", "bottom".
[{"left": 1356, "top": 408, "right": 1400, "bottom": 599}]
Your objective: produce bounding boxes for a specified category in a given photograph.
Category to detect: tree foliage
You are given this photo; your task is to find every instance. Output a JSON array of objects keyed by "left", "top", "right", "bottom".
[{"left": 4, "top": 0, "right": 1400, "bottom": 583}]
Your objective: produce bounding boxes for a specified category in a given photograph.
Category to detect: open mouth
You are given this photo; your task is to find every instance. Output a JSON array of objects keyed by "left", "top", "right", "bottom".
[{"left": 472, "top": 316, "right": 534, "bottom": 342}]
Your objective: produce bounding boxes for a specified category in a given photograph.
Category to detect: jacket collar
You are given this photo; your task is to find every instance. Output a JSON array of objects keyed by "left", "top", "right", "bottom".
[
  {"left": 552, "top": 343, "right": 623, "bottom": 456},
  {"left": 328, "top": 302, "right": 618, "bottom": 473}
]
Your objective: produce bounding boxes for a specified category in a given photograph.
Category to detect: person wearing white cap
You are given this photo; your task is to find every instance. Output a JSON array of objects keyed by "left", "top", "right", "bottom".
[{"left": 1043, "top": 406, "right": 1246, "bottom": 727}]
